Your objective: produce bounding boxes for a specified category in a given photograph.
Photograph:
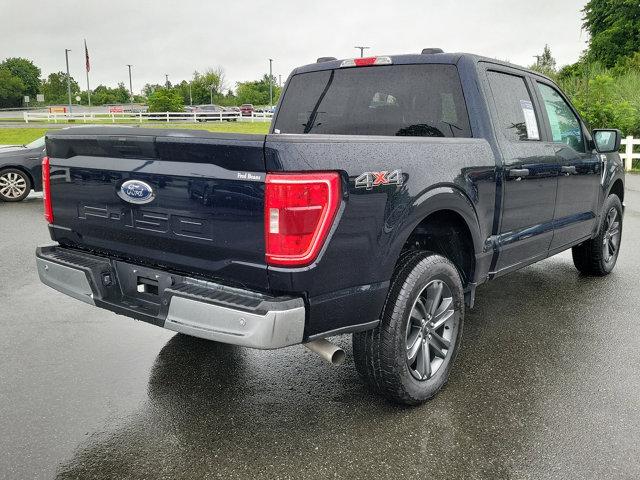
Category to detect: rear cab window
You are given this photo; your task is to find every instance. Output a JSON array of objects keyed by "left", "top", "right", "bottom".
[
  {"left": 486, "top": 71, "right": 541, "bottom": 142},
  {"left": 273, "top": 64, "right": 471, "bottom": 138}
]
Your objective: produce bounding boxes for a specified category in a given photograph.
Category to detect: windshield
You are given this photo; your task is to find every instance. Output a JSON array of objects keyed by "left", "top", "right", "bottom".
[
  {"left": 274, "top": 64, "right": 471, "bottom": 137},
  {"left": 25, "top": 137, "right": 45, "bottom": 149}
]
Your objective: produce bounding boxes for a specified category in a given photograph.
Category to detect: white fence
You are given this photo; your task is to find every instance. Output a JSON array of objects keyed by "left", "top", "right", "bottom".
[
  {"left": 23, "top": 110, "right": 273, "bottom": 124},
  {"left": 621, "top": 136, "right": 639, "bottom": 171},
  {"left": 15, "top": 112, "right": 640, "bottom": 170}
]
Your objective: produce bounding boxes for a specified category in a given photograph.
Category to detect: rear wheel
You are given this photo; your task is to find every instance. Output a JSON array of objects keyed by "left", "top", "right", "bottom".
[
  {"left": 0, "top": 168, "right": 31, "bottom": 202},
  {"left": 353, "top": 251, "right": 464, "bottom": 405},
  {"left": 572, "top": 194, "right": 623, "bottom": 276}
]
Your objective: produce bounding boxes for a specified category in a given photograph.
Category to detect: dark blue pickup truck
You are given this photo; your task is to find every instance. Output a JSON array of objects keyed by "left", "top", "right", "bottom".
[{"left": 36, "top": 50, "right": 625, "bottom": 404}]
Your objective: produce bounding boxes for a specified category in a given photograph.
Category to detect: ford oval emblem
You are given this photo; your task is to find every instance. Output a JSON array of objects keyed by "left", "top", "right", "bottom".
[{"left": 118, "top": 179, "right": 155, "bottom": 204}]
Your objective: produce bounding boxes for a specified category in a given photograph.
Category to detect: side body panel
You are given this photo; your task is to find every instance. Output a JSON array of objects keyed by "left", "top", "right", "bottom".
[
  {"left": 477, "top": 63, "right": 559, "bottom": 275},
  {"left": 529, "top": 78, "right": 603, "bottom": 249},
  {"left": 264, "top": 135, "right": 497, "bottom": 337}
]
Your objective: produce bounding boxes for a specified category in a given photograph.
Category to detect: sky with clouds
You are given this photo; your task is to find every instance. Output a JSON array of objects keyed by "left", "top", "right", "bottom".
[{"left": 1, "top": 0, "right": 590, "bottom": 94}]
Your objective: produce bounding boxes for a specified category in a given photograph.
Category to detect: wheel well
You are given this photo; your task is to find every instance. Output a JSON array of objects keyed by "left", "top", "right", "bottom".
[
  {"left": 610, "top": 179, "right": 624, "bottom": 203},
  {"left": 402, "top": 210, "right": 475, "bottom": 286},
  {"left": 0, "top": 165, "right": 35, "bottom": 189}
]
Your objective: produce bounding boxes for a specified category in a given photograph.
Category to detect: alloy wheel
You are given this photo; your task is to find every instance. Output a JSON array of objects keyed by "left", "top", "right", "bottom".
[
  {"left": 602, "top": 207, "right": 621, "bottom": 263},
  {"left": 0, "top": 171, "right": 28, "bottom": 199},
  {"left": 405, "top": 279, "right": 457, "bottom": 381}
]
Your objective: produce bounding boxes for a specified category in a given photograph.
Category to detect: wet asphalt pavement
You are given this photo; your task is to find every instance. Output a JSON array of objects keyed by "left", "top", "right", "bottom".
[{"left": 1, "top": 180, "right": 640, "bottom": 480}]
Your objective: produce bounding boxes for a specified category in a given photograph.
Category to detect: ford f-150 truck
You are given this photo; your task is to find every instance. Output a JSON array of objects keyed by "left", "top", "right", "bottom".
[{"left": 36, "top": 50, "right": 625, "bottom": 404}]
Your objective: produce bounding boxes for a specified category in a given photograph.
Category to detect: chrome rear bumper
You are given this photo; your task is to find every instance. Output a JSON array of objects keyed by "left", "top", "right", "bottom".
[{"left": 36, "top": 246, "right": 305, "bottom": 349}]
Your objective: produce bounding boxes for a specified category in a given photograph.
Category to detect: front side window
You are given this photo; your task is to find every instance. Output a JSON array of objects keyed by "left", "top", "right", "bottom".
[
  {"left": 486, "top": 71, "right": 540, "bottom": 142},
  {"left": 273, "top": 64, "right": 471, "bottom": 137},
  {"left": 537, "top": 82, "right": 585, "bottom": 153}
]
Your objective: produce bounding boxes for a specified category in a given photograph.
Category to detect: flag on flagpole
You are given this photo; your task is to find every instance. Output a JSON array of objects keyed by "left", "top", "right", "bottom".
[
  {"left": 84, "top": 39, "right": 91, "bottom": 107},
  {"left": 84, "top": 40, "right": 90, "bottom": 72}
]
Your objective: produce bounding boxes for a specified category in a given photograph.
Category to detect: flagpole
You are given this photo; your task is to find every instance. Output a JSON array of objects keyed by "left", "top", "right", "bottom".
[
  {"left": 86, "top": 69, "right": 91, "bottom": 107},
  {"left": 84, "top": 39, "right": 91, "bottom": 107}
]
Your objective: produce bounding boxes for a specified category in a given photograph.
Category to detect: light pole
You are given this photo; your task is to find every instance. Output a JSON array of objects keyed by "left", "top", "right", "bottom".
[
  {"left": 279, "top": 74, "right": 282, "bottom": 88},
  {"left": 126, "top": 64, "right": 134, "bottom": 111},
  {"left": 268, "top": 58, "right": 273, "bottom": 108},
  {"left": 165, "top": 74, "right": 169, "bottom": 88},
  {"left": 354, "top": 46, "right": 370, "bottom": 58},
  {"left": 189, "top": 82, "right": 193, "bottom": 106},
  {"left": 209, "top": 85, "right": 214, "bottom": 105},
  {"left": 64, "top": 49, "right": 72, "bottom": 113}
]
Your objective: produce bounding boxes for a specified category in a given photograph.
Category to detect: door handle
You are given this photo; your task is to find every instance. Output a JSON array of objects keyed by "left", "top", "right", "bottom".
[
  {"left": 509, "top": 168, "right": 530, "bottom": 179},
  {"left": 561, "top": 165, "right": 576, "bottom": 175}
]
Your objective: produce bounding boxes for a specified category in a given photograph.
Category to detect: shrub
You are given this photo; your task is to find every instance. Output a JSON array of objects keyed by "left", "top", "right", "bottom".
[{"left": 147, "top": 88, "right": 184, "bottom": 112}]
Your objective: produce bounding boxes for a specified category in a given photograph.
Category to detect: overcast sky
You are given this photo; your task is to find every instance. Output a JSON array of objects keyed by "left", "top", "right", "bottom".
[{"left": 1, "top": 0, "right": 589, "bottom": 94}]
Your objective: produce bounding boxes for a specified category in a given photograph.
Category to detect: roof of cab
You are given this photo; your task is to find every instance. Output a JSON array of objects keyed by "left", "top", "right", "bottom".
[{"left": 293, "top": 52, "right": 552, "bottom": 82}]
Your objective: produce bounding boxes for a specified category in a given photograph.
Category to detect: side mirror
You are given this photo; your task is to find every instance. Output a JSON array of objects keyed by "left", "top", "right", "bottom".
[{"left": 593, "top": 129, "right": 622, "bottom": 153}]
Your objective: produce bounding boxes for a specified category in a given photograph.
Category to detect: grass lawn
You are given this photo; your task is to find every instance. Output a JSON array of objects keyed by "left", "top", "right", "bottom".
[
  {"left": 0, "top": 128, "right": 51, "bottom": 145},
  {"left": 0, "top": 122, "right": 270, "bottom": 145},
  {"left": 145, "top": 122, "right": 270, "bottom": 134}
]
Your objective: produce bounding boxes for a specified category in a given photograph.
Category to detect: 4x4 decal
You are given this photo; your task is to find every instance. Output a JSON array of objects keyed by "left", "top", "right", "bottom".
[{"left": 355, "top": 170, "right": 403, "bottom": 190}]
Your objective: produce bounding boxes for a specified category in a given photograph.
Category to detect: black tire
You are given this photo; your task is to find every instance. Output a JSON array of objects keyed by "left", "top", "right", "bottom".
[
  {"left": 353, "top": 251, "right": 465, "bottom": 405},
  {"left": 0, "top": 168, "right": 31, "bottom": 202},
  {"left": 572, "top": 194, "right": 623, "bottom": 276}
]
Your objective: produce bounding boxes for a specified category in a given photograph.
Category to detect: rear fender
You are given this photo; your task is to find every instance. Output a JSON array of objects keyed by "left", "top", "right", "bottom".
[{"left": 387, "top": 185, "right": 484, "bottom": 280}]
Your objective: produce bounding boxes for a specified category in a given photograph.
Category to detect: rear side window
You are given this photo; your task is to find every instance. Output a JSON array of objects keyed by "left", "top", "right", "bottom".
[
  {"left": 487, "top": 71, "right": 540, "bottom": 142},
  {"left": 274, "top": 64, "right": 471, "bottom": 137}
]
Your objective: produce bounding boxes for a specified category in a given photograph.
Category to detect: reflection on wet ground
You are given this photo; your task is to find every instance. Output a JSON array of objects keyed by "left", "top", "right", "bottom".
[{"left": 2, "top": 186, "right": 640, "bottom": 479}]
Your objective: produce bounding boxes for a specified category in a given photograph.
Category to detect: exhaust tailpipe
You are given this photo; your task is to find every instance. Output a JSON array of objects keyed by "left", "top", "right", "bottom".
[{"left": 304, "top": 339, "right": 346, "bottom": 365}]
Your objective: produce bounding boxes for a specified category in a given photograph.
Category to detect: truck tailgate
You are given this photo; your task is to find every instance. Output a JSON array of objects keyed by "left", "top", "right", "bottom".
[{"left": 45, "top": 128, "right": 269, "bottom": 290}]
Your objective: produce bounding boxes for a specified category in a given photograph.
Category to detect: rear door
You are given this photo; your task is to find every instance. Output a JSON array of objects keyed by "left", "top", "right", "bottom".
[
  {"left": 483, "top": 66, "right": 558, "bottom": 273},
  {"left": 46, "top": 129, "right": 269, "bottom": 290},
  {"left": 532, "top": 80, "right": 601, "bottom": 249}
]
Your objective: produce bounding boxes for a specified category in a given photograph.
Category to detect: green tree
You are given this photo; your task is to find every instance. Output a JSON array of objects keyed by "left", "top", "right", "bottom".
[
  {"left": 41, "top": 72, "right": 80, "bottom": 105},
  {"left": 221, "top": 89, "right": 237, "bottom": 106},
  {"left": 576, "top": 74, "right": 638, "bottom": 134},
  {"left": 190, "top": 67, "right": 227, "bottom": 105},
  {"left": 583, "top": 0, "right": 640, "bottom": 67},
  {"left": 0, "top": 68, "right": 25, "bottom": 107},
  {"left": 147, "top": 87, "right": 184, "bottom": 112},
  {"left": 560, "top": 66, "right": 640, "bottom": 135},
  {"left": 530, "top": 45, "right": 557, "bottom": 77},
  {"left": 114, "top": 82, "right": 131, "bottom": 103},
  {"left": 236, "top": 74, "right": 281, "bottom": 106},
  {"left": 0, "top": 57, "right": 41, "bottom": 98},
  {"left": 90, "top": 84, "right": 128, "bottom": 105},
  {"left": 142, "top": 83, "right": 164, "bottom": 98},
  {"left": 612, "top": 51, "right": 640, "bottom": 75},
  {"left": 174, "top": 80, "right": 192, "bottom": 106}
]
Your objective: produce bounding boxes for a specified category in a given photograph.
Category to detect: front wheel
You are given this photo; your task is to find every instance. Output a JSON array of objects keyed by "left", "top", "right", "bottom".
[
  {"left": 572, "top": 194, "right": 623, "bottom": 276},
  {"left": 0, "top": 168, "right": 31, "bottom": 202},
  {"left": 353, "top": 251, "right": 464, "bottom": 405}
]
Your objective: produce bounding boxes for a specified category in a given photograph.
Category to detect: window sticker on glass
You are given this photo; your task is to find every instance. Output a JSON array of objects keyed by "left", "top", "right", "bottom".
[{"left": 519, "top": 100, "right": 540, "bottom": 140}]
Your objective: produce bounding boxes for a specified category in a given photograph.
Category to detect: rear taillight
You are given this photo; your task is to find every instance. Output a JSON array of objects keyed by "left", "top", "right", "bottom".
[
  {"left": 42, "top": 156, "right": 53, "bottom": 224},
  {"left": 265, "top": 172, "right": 341, "bottom": 267}
]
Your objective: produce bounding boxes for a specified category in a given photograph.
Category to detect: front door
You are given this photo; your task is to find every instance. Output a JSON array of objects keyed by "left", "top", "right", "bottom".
[
  {"left": 533, "top": 81, "right": 601, "bottom": 250},
  {"left": 483, "top": 67, "right": 559, "bottom": 274}
]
